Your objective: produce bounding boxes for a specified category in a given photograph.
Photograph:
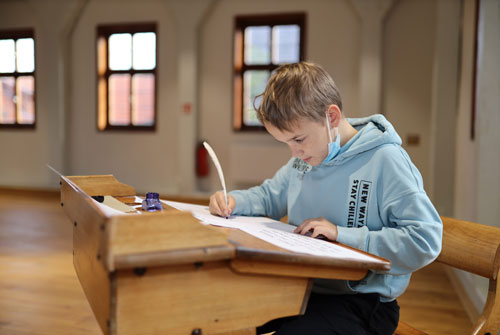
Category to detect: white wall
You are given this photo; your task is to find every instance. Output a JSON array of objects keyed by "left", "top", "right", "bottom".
[
  {"left": 67, "top": 0, "right": 180, "bottom": 194},
  {"left": 455, "top": 0, "right": 479, "bottom": 225},
  {"left": 474, "top": 0, "right": 500, "bottom": 306},
  {"left": 0, "top": 0, "right": 471, "bottom": 211},
  {"left": 453, "top": 0, "right": 484, "bottom": 315},
  {"left": 0, "top": 0, "right": 79, "bottom": 189},
  {"left": 475, "top": 0, "right": 500, "bottom": 308},
  {"left": 0, "top": 0, "right": 445, "bottom": 197},
  {"left": 429, "top": 0, "right": 460, "bottom": 216},
  {"left": 382, "top": 0, "right": 436, "bottom": 191},
  {"left": 199, "top": 0, "right": 362, "bottom": 191},
  {"left": 476, "top": 0, "right": 500, "bottom": 230}
]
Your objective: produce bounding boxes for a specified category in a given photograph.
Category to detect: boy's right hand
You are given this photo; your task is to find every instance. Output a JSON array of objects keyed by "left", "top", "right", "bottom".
[{"left": 209, "top": 191, "right": 236, "bottom": 218}]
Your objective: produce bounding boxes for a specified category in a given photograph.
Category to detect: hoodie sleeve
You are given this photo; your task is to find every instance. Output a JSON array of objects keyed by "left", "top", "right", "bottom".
[
  {"left": 228, "top": 160, "right": 291, "bottom": 221},
  {"left": 336, "top": 146, "right": 443, "bottom": 275}
]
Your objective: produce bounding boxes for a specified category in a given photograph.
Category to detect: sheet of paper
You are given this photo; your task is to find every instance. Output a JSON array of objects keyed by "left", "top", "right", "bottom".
[
  {"left": 102, "top": 196, "right": 137, "bottom": 213},
  {"left": 91, "top": 196, "right": 140, "bottom": 217},
  {"left": 161, "top": 200, "right": 279, "bottom": 225},
  {"left": 239, "top": 223, "right": 376, "bottom": 262},
  {"left": 92, "top": 198, "right": 126, "bottom": 217},
  {"left": 161, "top": 200, "right": 376, "bottom": 262},
  {"left": 162, "top": 200, "right": 242, "bottom": 229}
]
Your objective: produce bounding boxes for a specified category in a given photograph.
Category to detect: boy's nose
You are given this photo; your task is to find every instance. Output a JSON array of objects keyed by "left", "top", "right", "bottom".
[{"left": 289, "top": 145, "right": 302, "bottom": 158}]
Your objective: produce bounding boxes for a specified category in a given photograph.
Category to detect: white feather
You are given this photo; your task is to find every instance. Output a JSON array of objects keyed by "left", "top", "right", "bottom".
[{"left": 203, "top": 142, "right": 228, "bottom": 208}]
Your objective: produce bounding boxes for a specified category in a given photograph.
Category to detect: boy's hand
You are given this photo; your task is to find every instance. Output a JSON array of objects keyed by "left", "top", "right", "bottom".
[
  {"left": 294, "top": 217, "right": 338, "bottom": 241},
  {"left": 209, "top": 191, "right": 236, "bottom": 218}
]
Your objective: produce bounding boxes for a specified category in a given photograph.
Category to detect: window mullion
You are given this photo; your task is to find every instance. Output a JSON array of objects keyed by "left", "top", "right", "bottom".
[
  {"left": 129, "top": 75, "right": 133, "bottom": 126},
  {"left": 106, "top": 36, "right": 111, "bottom": 129},
  {"left": 130, "top": 34, "right": 134, "bottom": 126},
  {"left": 106, "top": 73, "right": 110, "bottom": 129},
  {"left": 14, "top": 37, "right": 18, "bottom": 125},
  {"left": 13, "top": 71, "right": 18, "bottom": 125},
  {"left": 269, "top": 25, "right": 274, "bottom": 66}
]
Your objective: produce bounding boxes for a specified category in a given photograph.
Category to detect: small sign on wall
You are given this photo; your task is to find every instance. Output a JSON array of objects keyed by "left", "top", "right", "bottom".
[
  {"left": 182, "top": 102, "right": 192, "bottom": 115},
  {"left": 406, "top": 134, "right": 420, "bottom": 146}
]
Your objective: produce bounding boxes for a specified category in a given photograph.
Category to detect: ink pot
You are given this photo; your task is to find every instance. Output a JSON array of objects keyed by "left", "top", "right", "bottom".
[{"left": 142, "top": 192, "right": 163, "bottom": 212}]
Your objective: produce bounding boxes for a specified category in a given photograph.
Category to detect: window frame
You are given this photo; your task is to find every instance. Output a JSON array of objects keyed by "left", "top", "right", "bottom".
[
  {"left": 96, "top": 23, "right": 158, "bottom": 131},
  {"left": 233, "top": 13, "right": 306, "bottom": 131},
  {"left": 0, "top": 28, "right": 36, "bottom": 130}
]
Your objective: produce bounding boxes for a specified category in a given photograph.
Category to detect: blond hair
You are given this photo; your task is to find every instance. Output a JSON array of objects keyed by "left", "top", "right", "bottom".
[{"left": 256, "top": 62, "right": 342, "bottom": 131}]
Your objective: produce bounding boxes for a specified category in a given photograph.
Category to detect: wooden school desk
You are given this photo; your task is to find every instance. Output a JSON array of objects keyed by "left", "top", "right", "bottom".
[{"left": 60, "top": 175, "right": 391, "bottom": 335}]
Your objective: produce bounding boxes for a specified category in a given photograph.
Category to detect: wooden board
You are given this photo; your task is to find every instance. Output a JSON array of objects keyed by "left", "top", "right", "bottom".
[
  {"left": 61, "top": 177, "right": 111, "bottom": 334},
  {"left": 439, "top": 216, "right": 500, "bottom": 279},
  {"left": 231, "top": 259, "right": 366, "bottom": 280},
  {"left": 109, "top": 212, "right": 234, "bottom": 271},
  {"left": 114, "top": 261, "right": 309, "bottom": 335},
  {"left": 68, "top": 175, "right": 135, "bottom": 197},
  {"left": 226, "top": 228, "right": 390, "bottom": 271}
]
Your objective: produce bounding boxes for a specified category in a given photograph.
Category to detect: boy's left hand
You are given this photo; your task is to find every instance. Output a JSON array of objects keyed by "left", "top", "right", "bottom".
[{"left": 294, "top": 217, "right": 338, "bottom": 241}]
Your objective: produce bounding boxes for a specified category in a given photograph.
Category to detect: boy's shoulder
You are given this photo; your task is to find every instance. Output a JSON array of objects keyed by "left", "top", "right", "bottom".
[
  {"left": 372, "top": 143, "right": 413, "bottom": 166},
  {"left": 372, "top": 143, "right": 424, "bottom": 190}
]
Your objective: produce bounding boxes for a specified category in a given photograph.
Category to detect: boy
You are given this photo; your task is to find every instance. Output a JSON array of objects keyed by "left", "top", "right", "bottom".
[{"left": 209, "top": 62, "right": 442, "bottom": 335}]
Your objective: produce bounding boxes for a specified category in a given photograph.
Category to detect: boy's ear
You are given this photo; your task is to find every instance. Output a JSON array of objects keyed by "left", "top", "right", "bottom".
[{"left": 326, "top": 105, "right": 342, "bottom": 127}]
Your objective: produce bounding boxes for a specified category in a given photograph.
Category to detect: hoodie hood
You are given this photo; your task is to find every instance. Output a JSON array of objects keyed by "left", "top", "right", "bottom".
[{"left": 322, "top": 114, "right": 402, "bottom": 166}]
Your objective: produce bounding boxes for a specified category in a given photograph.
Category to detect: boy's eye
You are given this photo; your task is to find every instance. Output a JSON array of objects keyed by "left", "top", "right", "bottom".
[{"left": 295, "top": 137, "right": 305, "bottom": 144}]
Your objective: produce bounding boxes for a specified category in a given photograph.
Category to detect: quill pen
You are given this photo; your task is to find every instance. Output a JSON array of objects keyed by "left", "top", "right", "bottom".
[{"left": 203, "top": 141, "right": 229, "bottom": 219}]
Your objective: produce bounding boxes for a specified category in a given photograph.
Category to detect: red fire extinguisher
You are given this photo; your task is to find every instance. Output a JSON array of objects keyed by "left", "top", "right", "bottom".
[{"left": 196, "top": 141, "right": 209, "bottom": 177}]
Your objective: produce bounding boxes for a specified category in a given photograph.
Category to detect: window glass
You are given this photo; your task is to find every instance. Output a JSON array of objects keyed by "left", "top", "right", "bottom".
[
  {"left": 132, "top": 74, "right": 155, "bottom": 126},
  {"left": 0, "top": 40, "right": 16, "bottom": 73},
  {"left": 272, "top": 25, "right": 300, "bottom": 64},
  {"left": 16, "top": 38, "right": 35, "bottom": 73},
  {"left": 133, "top": 33, "right": 156, "bottom": 70},
  {"left": 16, "top": 76, "right": 34, "bottom": 124},
  {"left": 108, "top": 74, "right": 131, "bottom": 125},
  {"left": 244, "top": 26, "right": 271, "bottom": 65},
  {"left": 0, "top": 77, "right": 16, "bottom": 123},
  {"left": 109, "top": 33, "right": 132, "bottom": 71},
  {"left": 97, "top": 78, "right": 107, "bottom": 130},
  {"left": 243, "top": 70, "right": 269, "bottom": 126}
]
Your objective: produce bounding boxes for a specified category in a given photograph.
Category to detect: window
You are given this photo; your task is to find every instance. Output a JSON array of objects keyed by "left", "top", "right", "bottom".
[
  {"left": 233, "top": 13, "right": 305, "bottom": 130},
  {"left": 97, "top": 23, "right": 157, "bottom": 131},
  {"left": 0, "top": 29, "right": 35, "bottom": 129}
]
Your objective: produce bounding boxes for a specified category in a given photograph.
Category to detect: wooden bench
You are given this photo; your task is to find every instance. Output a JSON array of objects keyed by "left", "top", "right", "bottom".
[{"left": 395, "top": 216, "right": 500, "bottom": 335}]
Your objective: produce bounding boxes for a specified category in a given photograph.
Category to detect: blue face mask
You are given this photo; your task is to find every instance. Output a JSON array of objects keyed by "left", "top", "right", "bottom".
[{"left": 323, "top": 113, "right": 341, "bottom": 163}]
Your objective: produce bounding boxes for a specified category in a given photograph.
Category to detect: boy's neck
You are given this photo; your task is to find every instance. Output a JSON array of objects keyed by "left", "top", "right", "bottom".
[{"left": 338, "top": 118, "right": 358, "bottom": 146}]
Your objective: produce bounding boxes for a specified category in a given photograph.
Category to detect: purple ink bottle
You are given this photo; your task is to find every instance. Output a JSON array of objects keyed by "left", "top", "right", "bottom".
[{"left": 142, "top": 192, "right": 163, "bottom": 212}]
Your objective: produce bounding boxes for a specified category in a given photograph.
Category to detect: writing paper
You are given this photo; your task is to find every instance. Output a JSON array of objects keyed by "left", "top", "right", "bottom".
[{"left": 161, "top": 200, "right": 376, "bottom": 262}]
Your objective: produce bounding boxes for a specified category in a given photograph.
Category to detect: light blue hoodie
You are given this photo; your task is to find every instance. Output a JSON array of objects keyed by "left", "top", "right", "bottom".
[{"left": 230, "top": 114, "right": 442, "bottom": 302}]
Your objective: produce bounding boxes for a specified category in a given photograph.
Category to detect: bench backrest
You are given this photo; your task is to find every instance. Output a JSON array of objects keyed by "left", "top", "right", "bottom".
[
  {"left": 438, "top": 216, "right": 500, "bottom": 280},
  {"left": 395, "top": 216, "right": 500, "bottom": 335}
]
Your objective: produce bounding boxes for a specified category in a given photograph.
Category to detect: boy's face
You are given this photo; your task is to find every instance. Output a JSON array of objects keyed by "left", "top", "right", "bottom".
[{"left": 264, "top": 118, "right": 329, "bottom": 166}]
